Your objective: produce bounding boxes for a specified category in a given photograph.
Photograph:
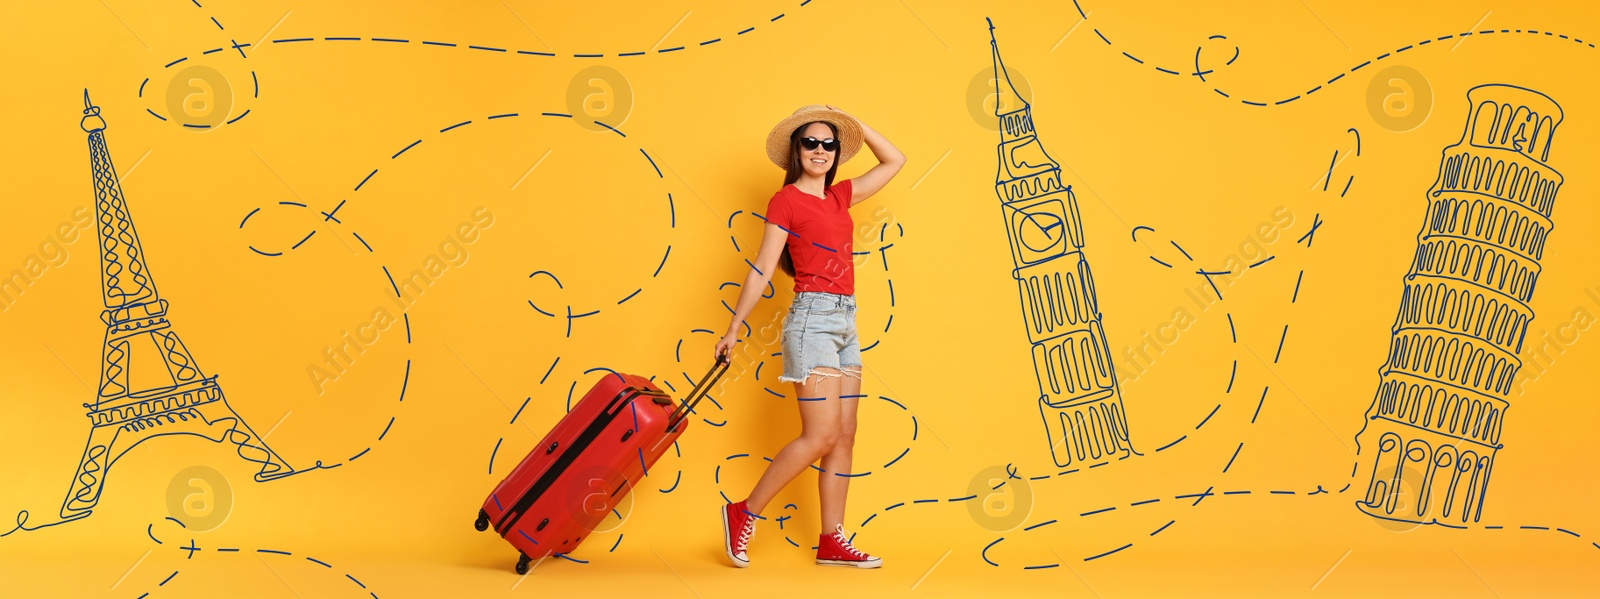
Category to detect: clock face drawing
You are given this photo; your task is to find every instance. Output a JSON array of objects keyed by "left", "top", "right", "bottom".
[
  {"left": 1019, "top": 211, "right": 1065, "bottom": 253},
  {"left": 1007, "top": 198, "right": 1073, "bottom": 265}
]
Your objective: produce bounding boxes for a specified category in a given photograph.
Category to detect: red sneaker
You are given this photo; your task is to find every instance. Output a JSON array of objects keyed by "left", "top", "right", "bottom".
[
  {"left": 721, "top": 500, "right": 757, "bottom": 568},
  {"left": 816, "top": 524, "right": 882, "bottom": 568}
]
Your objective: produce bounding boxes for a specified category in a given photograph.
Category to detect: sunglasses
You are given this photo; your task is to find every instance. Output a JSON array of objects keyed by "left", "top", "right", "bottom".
[{"left": 799, "top": 136, "right": 840, "bottom": 153}]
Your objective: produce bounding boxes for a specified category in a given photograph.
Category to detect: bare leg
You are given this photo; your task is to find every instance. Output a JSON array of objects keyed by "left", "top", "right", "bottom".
[
  {"left": 818, "top": 367, "right": 862, "bottom": 533},
  {"left": 744, "top": 368, "right": 843, "bottom": 516}
]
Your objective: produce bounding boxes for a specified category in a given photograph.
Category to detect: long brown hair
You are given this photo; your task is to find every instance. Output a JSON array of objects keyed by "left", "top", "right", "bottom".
[{"left": 777, "top": 121, "right": 841, "bottom": 277}]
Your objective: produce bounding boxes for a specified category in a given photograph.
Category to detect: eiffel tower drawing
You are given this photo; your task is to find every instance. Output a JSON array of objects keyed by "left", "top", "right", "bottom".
[{"left": 60, "top": 92, "right": 292, "bottom": 520}]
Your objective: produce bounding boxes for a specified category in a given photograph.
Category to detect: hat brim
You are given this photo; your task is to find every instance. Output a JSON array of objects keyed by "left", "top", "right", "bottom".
[{"left": 766, "top": 106, "right": 864, "bottom": 169}]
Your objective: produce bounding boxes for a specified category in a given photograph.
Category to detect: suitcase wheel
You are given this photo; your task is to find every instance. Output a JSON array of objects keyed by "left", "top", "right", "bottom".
[
  {"left": 515, "top": 552, "right": 532, "bottom": 575},
  {"left": 474, "top": 509, "right": 490, "bottom": 532}
]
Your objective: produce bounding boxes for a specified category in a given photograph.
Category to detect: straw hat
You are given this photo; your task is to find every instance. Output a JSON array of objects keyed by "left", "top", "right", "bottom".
[{"left": 765, "top": 105, "right": 864, "bottom": 168}]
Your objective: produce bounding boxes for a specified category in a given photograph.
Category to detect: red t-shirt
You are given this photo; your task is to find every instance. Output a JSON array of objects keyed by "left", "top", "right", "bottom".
[{"left": 765, "top": 179, "right": 855, "bottom": 295}]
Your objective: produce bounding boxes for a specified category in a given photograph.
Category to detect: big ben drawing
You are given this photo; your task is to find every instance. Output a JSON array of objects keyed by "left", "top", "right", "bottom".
[{"left": 988, "top": 20, "right": 1135, "bottom": 468}]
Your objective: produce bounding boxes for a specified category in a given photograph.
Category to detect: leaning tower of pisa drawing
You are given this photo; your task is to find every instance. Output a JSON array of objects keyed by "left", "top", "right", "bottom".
[{"left": 1355, "top": 84, "right": 1564, "bottom": 526}]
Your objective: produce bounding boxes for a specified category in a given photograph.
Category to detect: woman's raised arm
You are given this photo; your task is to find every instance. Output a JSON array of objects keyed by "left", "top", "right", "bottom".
[{"left": 828, "top": 106, "right": 904, "bottom": 205}]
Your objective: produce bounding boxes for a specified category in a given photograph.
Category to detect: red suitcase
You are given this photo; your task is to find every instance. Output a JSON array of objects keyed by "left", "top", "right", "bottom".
[{"left": 475, "top": 358, "right": 728, "bottom": 573}]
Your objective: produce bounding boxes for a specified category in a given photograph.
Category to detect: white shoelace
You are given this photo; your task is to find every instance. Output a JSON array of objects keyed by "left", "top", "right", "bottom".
[
  {"left": 738, "top": 517, "right": 756, "bottom": 550},
  {"left": 832, "top": 524, "right": 867, "bottom": 558}
]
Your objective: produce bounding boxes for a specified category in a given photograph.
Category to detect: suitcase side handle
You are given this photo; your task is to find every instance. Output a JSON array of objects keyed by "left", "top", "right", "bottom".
[{"left": 666, "top": 356, "right": 730, "bottom": 431}]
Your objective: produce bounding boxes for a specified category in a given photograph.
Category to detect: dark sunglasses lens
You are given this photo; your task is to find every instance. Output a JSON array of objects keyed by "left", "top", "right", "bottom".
[{"left": 800, "top": 137, "right": 838, "bottom": 152}]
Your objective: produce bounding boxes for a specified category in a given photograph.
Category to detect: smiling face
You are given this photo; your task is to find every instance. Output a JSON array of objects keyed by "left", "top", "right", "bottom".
[{"left": 795, "top": 121, "right": 838, "bottom": 178}]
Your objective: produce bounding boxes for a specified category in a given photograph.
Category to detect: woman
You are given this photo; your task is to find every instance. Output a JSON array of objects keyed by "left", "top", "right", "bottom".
[{"left": 713, "top": 105, "right": 905, "bottom": 568}]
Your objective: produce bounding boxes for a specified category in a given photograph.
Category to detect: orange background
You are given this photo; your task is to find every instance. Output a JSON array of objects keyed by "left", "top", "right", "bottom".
[{"left": 2, "top": 1, "right": 1599, "bottom": 597}]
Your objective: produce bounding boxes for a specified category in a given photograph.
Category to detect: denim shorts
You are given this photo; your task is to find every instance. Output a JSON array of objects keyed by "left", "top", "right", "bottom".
[{"left": 779, "top": 291, "right": 863, "bottom": 384}]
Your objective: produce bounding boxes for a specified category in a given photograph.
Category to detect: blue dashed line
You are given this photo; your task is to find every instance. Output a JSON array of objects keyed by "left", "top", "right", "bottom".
[
  {"left": 1222, "top": 443, "right": 1243, "bottom": 472},
  {"left": 393, "top": 139, "right": 421, "bottom": 159},
  {"left": 595, "top": 121, "right": 626, "bottom": 136},
  {"left": 1084, "top": 543, "right": 1132, "bottom": 561}
]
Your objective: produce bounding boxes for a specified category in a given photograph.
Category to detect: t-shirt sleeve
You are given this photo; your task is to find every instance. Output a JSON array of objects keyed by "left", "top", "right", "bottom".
[
  {"left": 764, "top": 192, "right": 794, "bottom": 232},
  {"left": 831, "top": 179, "right": 854, "bottom": 207}
]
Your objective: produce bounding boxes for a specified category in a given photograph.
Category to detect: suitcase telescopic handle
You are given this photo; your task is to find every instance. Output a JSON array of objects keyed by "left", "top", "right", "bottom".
[{"left": 666, "top": 356, "right": 730, "bottom": 431}]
